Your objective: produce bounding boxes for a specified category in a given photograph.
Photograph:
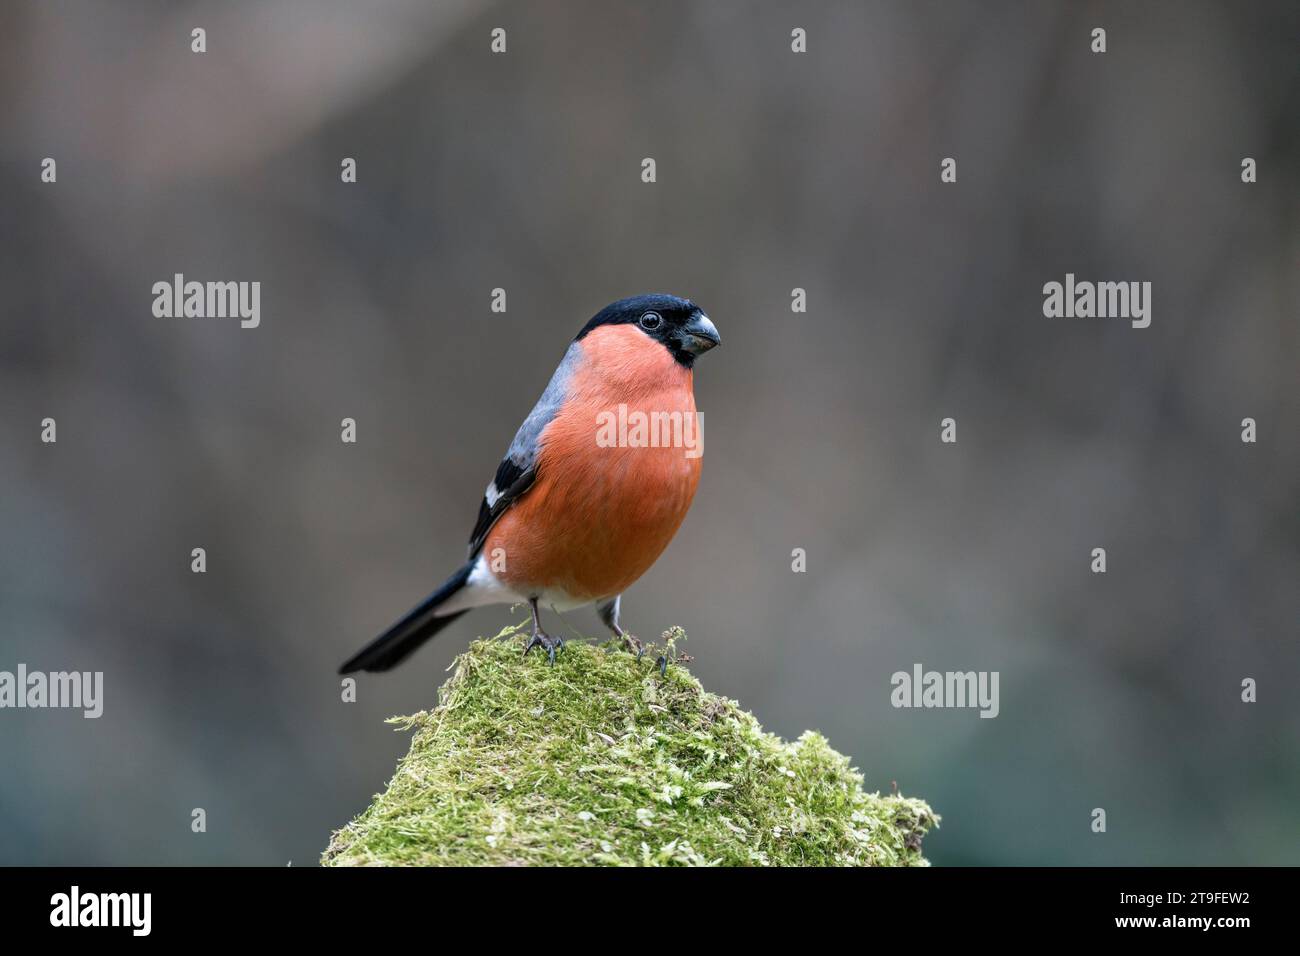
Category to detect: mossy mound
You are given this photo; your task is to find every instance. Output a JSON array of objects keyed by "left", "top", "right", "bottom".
[{"left": 324, "top": 625, "right": 937, "bottom": 866}]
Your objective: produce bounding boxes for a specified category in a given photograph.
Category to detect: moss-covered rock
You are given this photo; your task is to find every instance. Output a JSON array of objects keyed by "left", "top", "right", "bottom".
[{"left": 324, "top": 624, "right": 937, "bottom": 866}]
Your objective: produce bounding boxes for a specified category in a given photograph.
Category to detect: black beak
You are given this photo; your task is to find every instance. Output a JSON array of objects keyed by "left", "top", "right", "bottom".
[{"left": 680, "top": 312, "right": 720, "bottom": 355}]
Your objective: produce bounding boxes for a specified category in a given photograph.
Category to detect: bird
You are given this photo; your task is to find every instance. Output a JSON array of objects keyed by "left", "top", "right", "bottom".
[{"left": 339, "top": 294, "right": 720, "bottom": 675}]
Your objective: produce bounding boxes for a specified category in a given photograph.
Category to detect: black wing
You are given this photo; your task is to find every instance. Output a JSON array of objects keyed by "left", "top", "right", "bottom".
[
  {"left": 467, "top": 456, "right": 537, "bottom": 559},
  {"left": 465, "top": 341, "right": 579, "bottom": 559}
]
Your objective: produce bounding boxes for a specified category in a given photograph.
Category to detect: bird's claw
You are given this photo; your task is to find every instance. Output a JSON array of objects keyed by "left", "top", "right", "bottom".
[
  {"left": 617, "top": 631, "right": 667, "bottom": 675},
  {"left": 524, "top": 630, "right": 563, "bottom": 666}
]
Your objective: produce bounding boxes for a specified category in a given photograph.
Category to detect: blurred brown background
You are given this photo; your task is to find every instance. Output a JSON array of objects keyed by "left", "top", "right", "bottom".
[{"left": 1, "top": 0, "right": 1297, "bottom": 865}]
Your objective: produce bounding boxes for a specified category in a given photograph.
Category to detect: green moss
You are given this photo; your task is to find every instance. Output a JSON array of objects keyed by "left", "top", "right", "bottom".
[{"left": 323, "top": 624, "right": 937, "bottom": 866}]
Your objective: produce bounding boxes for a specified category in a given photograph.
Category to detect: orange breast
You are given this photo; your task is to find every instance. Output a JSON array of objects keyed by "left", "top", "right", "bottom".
[{"left": 484, "top": 325, "right": 703, "bottom": 602}]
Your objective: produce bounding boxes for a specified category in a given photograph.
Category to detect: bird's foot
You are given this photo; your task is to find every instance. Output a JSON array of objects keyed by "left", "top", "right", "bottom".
[
  {"left": 623, "top": 636, "right": 668, "bottom": 675},
  {"left": 524, "top": 629, "right": 564, "bottom": 666},
  {"left": 621, "top": 631, "right": 645, "bottom": 658},
  {"left": 616, "top": 629, "right": 673, "bottom": 676}
]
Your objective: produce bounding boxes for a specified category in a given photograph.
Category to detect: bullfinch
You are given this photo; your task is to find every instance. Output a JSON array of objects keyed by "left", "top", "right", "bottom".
[{"left": 339, "top": 294, "right": 720, "bottom": 674}]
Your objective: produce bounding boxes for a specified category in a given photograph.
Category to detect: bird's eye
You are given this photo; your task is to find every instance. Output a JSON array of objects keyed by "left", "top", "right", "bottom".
[{"left": 639, "top": 311, "right": 663, "bottom": 331}]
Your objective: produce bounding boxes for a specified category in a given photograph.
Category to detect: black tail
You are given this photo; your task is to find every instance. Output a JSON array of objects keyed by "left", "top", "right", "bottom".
[{"left": 339, "top": 564, "right": 474, "bottom": 674}]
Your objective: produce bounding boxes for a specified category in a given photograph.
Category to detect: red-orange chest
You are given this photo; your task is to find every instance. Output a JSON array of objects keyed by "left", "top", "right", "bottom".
[{"left": 485, "top": 326, "right": 704, "bottom": 600}]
